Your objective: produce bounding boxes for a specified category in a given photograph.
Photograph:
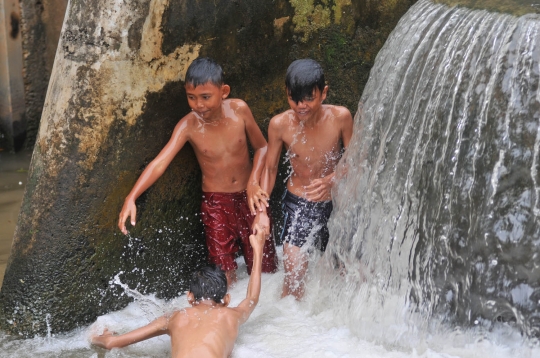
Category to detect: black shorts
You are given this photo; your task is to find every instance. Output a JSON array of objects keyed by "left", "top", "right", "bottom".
[{"left": 280, "top": 190, "right": 333, "bottom": 251}]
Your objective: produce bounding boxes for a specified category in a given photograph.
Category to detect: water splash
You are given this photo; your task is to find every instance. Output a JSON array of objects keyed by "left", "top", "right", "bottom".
[{"left": 45, "top": 314, "right": 52, "bottom": 339}]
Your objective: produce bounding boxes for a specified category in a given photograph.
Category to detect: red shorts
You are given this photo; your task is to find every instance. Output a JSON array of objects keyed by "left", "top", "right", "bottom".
[{"left": 201, "top": 191, "right": 277, "bottom": 274}]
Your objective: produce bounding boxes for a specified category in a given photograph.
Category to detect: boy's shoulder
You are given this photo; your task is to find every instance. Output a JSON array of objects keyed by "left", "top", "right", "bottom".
[
  {"left": 270, "top": 109, "right": 294, "bottom": 125},
  {"left": 178, "top": 110, "right": 200, "bottom": 124},
  {"left": 223, "top": 98, "right": 253, "bottom": 119},
  {"left": 322, "top": 104, "right": 353, "bottom": 128},
  {"left": 224, "top": 97, "right": 250, "bottom": 110},
  {"left": 323, "top": 104, "right": 352, "bottom": 118},
  {"left": 225, "top": 97, "right": 247, "bottom": 105}
]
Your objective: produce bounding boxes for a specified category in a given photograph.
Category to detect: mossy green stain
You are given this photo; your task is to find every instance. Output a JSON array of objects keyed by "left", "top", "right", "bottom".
[{"left": 290, "top": 0, "right": 331, "bottom": 41}]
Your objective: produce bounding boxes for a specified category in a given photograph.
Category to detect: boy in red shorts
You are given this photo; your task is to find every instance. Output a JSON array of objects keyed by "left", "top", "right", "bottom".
[{"left": 118, "top": 57, "right": 277, "bottom": 285}]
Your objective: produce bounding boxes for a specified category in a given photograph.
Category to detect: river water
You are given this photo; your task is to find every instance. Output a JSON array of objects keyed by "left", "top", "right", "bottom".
[{"left": 0, "top": 256, "right": 538, "bottom": 357}]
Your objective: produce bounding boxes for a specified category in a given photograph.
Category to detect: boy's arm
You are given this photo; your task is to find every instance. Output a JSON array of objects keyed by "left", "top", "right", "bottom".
[
  {"left": 340, "top": 107, "right": 354, "bottom": 148},
  {"left": 260, "top": 116, "right": 284, "bottom": 200},
  {"left": 233, "top": 224, "right": 266, "bottom": 324},
  {"left": 248, "top": 145, "right": 269, "bottom": 215},
  {"left": 253, "top": 117, "right": 283, "bottom": 234},
  {"left": 241, "top": 102, "right": 270, "bottom": 215},
  {"left": 118, "top": 118, "right": 190, "bottom": 234},
  {"left": 304, "top": 108, "right": 354, "bottom": 202},
  {"left": 91, "top": 316, "right": 169, "bottom": 350}
]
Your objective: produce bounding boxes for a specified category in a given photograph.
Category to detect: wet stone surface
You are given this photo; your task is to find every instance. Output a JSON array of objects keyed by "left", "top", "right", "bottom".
[{"left": 0, "top": 150, "right": 31, "bottom": 289}]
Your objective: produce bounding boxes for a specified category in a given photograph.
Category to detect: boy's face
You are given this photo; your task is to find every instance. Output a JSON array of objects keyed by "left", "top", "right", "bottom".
[
  {"left": 287, "top": 86, "right": 328, "bottom": 122},
  {"left": 185, "top": 82, "right": 230, "bottom": 121}
]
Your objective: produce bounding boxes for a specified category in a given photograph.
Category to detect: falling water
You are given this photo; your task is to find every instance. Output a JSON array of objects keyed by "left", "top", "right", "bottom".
[{"left": 310, "top": 0, "right": 540, "bottom": 344}]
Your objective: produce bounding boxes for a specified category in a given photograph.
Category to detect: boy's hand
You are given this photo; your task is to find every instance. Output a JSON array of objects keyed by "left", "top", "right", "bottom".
[
  {"left": 247, "top": 183, "right": 269, "bottom": 215},
  {"left": 304, "top": 173, "right": 334, "bottom": 202},
  {"left": 249, "top": 224, "right": 266, "bottom": 256},
  {"left": 118, "top": 200, "right": 137, "bottom": 235},
  {"left": 91, "top": 327, "right": 115, "bottom": 349}
]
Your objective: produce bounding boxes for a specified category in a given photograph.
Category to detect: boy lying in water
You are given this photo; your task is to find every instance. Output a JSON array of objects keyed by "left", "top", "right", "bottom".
[{"left": 91, "top": 224, "right": 267, "bottom": 358}]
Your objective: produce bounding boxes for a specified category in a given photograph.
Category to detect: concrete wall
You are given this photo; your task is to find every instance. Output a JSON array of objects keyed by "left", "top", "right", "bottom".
[{"left": 0, "top": 0, "right": 25, "bottom": 151}]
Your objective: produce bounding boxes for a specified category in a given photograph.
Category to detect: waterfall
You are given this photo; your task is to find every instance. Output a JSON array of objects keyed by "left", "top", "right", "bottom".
[{"left": 311, "top": 0, "right": 540, "bottom": 341}]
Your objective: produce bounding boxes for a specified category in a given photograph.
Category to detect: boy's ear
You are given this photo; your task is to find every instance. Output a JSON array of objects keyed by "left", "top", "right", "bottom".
[
  {"left": 221, "top": 84, "right": 231, "bottom": 99},
  {"left": 187, "top": 292, "right": 195, "bottom": 305},
  {"left": 223, "top": 293, "right": 231, "bottom": 307},
  {"left": 321, "top": 85, "right": 329, "bottom": 102}
]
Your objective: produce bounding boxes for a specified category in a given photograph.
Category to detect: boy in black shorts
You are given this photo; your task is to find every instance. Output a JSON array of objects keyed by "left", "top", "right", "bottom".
[{"left": 257, "top": 59, "right": 353, "bottom": 299}]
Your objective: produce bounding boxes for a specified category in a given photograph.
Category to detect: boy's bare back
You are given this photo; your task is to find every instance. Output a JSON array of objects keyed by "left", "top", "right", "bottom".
[{"left": 168, "top": 304, "right": 245, "bottom": 358}]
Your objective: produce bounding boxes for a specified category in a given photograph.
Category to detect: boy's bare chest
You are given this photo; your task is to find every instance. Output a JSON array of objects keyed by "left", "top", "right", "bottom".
[
  {"left": 283, "top": 123, "right": 341, "bottom": 161},
  {"left": 190, "top": 121, "right": 247, "bottom": 158}
]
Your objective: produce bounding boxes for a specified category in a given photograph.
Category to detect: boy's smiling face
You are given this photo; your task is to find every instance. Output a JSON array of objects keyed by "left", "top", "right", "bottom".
[
  {"left": 287, "top": 86, "right": 328, "bottom": 123},
  {"left": 186, "top": 82, "right": 230, "bottom": 122}
]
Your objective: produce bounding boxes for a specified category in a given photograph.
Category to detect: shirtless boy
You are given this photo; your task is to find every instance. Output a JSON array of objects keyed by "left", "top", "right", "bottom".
[
  {"left": 91, "top": 224, "right": 267, "bottom": 358},
  {"left": 259, "top": 59, "right": 353, "bottom": 300},
  {"left": 118, "top": 57, "right": 277, "bottom": 285}
]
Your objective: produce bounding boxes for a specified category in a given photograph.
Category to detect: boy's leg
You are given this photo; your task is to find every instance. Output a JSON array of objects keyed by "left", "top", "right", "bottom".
[
  {"left": 282, "top": 243, "right": 308, "bottom": 300},
  {"left": 279, "top": 191, "right": 332, "bottom": 299},
  {"left": 201, "top": 193, "right": 240, "bottom": 286}
]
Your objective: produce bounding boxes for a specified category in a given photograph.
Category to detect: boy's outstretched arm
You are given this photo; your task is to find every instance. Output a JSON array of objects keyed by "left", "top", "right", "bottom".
[
  {"left": 91, "top": 316, "right": 169, "bottom": 350},
  {"left": 118, "top": 118, "right": 189, "bottom": 234},
  {"left": 234, "top": 224, "right": 266, "bottom": 324}
]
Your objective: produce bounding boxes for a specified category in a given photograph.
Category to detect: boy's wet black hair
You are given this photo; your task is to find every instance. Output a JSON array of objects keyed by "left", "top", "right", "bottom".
[
  {"left": 285, "top": 59, "right": 325, "bottom": 104},
  {"left": 189, "top": 264, "right": 227, "bottom": 304},
  {"left": 185, "top": 57, "right": 224, "bottom": 87}
]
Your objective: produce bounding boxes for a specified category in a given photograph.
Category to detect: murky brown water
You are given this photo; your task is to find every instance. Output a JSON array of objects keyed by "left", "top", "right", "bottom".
[{"left": 0, "top": 150, "right": 32, "bottom": 289}]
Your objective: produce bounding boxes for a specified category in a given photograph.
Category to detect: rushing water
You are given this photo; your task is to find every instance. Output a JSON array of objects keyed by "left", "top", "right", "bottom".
[
  {"left": 312, "top": 0, "right": 540, "bottom": 345},
  {"left": 2, "top": 0, "right": 540, "bottom": 356}
]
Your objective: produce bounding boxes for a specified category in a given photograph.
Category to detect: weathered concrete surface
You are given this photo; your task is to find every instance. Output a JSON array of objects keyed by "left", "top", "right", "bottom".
[
  {"left": 0, "top": 150, "right": 31, "bottom": 290},
  {"left": 0, "top": 0, "right": 25, "bottom": 152},
  {"left": 0, "top": 0, "right": 417, "bottom": 336},
  {"left": 433, "top": 0, "right": 540, "bottom": 15},
  {"left": 19, "top": 0, "right": 68, "bottom": 150}
]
